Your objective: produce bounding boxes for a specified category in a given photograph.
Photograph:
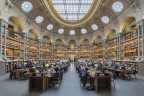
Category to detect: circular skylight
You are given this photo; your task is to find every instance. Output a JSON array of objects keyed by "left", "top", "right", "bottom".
[
  {"left": 112, "top": 1, "right": 123, "bottom": 12},
  {"left": 81, "top": 29, "right": 87, "bottom": 34},
  {"left": 70, "top": 30, "right": 75, "bottom": 35},
  {"left": 47, "top": 24, "right": 54, "bottom": 30},
  {"left": 58, "top": 29, "right": 64, "bottom": 34},
  {"left": 101, "top": 16, "right": 110, "bottom": 24},
  {"left": 21, "top": 1, "right": 33, "bottom": 12},
  {"left": 91, "top": 24, "right": 98, "bottom": 30},
  {"left": 35, "top": 16, "right": 44, "bottom": 23}
]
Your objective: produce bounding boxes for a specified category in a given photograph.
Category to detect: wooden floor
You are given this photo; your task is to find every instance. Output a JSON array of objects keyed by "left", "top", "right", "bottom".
[{"left": 0, "top": 63, "right": 144, "bottom": 96}]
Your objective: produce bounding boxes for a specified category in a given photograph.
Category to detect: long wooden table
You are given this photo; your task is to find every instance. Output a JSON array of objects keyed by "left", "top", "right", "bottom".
[{"left": 106, "top": 68, "right": 125, "bottom": 79}]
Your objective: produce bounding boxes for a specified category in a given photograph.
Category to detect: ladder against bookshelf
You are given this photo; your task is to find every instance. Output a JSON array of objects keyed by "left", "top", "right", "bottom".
[{"left": 94, "top": 73, "right": 112, "bottom": 92}]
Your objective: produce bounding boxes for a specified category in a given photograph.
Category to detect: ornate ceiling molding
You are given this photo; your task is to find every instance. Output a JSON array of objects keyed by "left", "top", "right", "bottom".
[{"left": 43, "top": 0, "right": 102, "bottom": 27}]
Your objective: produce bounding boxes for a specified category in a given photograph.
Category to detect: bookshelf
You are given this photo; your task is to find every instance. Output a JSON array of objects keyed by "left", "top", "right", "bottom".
[
  {"left": 93, "top": 43, "right": 103, "bottom": 59},
  {"left": 120, "top": 26, "right": 138, "bottom": 60},
  {"left": 113, "top": 61, "right": 138, "bottom": 73},
  {"left": 67, "top": 46, "right": 77, "bottom": 58},
  {"left": 4, "top": 25, "right": 24, "bottom": 60},
  {"left": 79, "top": 45, "right": 90, "bottom": 60},
  {"left": 41, "top": 42, "right": 52, "bottom": 59},
  {"left": 55, "top": 45, "right": 65, "bottom": 59},
  {"left": 5, "top": 60, "right": 28, "bottom": 73},
  {"left": 27, "top": 38, "right": 39, "bottom": 60},
  {"left": 105, "top": 38, "right": 117, "bottom": 60}
]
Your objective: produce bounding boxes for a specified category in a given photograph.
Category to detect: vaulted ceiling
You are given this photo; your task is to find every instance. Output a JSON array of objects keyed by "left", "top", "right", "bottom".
[{"left": 10, "top": 0, "right": 133, "bottom": 36}]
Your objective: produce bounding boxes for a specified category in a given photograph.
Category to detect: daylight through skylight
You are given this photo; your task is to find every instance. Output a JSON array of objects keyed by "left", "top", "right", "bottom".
[{"left": 51, "top": 0, "right": 94, "bottom": 22}]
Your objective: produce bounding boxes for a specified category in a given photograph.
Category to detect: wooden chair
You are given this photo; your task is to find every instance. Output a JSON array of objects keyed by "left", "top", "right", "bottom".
[
  {"left": 110, "top": 72, "right": 115, "bottom": 88},
  {"left": 15, "top": 70, "right": 22, "bottom": 79},
  {"left": 52, "top": 77, "right": 61, "bottom": 88},
  {"left": 123, "top": 70, "right": 131, "bottom": 80}
]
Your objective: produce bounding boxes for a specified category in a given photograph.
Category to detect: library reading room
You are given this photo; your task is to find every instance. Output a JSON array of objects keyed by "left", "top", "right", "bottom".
[{"left": 1, "top": 0, "right": 144, "bottom": 96}]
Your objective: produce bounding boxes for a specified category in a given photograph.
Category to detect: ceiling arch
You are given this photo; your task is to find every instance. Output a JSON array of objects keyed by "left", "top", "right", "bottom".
[
  {"left": 93, "top": 36, "right": 102, "bottom": 44},
  {"left": 8, "top": 16, "right": 25, "bottom": 32},
  {"left": 29, "top": 29, "right": 39, "bottom": 39},
  {"left": 120, "top": 16, "right": 136, "bottom": 32},
  {"left": 105, "top": 29, "right": 116, "bottom": 39}
]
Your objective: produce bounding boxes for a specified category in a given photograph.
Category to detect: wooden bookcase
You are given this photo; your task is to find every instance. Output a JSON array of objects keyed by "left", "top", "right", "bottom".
[
  {"left": 67, "top": 46, "right": 77, "bottom": 58},
  {"left": 55, "top": 45, "right": 65, "bottom": 59},
  {"left": 3, "top": 25, "right": 24, "bottom": 60},
  {"left": 105, "top": 38, "right": 117, "bottom": 60},
  {"left": 95, "top": 73, "right": 111, "bottom": 92},
  {"left": 113, "top": 61, "right": 138, "bottom": 72},
  {"left": 79, "top": 45, "right": 90, "bottom": 59},
  {"left": 27, "top": 38, "right": 39, "bottom": 60},
  {"left": 41, "top": 43, "right": 52, "bottom": 59},
  {"left": 93, "top": 43, "right": 103, "bottom": 59},
  {"left": 120, "top": 26, "right": 139, "bottom": 60},
  {"left": 5, "top": 60, "right": 28, "bottom": 73}
]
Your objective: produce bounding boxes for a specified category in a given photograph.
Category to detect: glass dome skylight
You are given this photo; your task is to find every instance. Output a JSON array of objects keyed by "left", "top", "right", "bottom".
[
  {"left": 112, "top": 1, "right": 123, "bottom": 12},
  {"left": 21, "top": 1, "right": 33, "bottom": 12},
  {"left": 51, "top": 0, "right": 94, "bottom": 22}
]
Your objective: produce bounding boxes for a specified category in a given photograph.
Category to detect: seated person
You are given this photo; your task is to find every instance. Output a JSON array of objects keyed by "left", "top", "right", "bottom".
[
  {"left": 49, "top": 67, "right": 61, "bottom": 86},
  {"left": 9, "top": 64, "right": 18, "bottom": 79},
  {"left": 81, "top": 68, "right": 90, "bottom": 87},
  {"left": 35, "top": 67, "right": 40, "bottom": 73},
  {"left": 121, "top": 64, "right": 125, "bottom": 70}
]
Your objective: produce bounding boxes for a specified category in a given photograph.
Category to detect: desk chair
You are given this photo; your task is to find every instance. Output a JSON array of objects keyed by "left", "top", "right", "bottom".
[
  {"left": 52, "top": 77, "right": 61, "bottom": 88},
  {"left": 123, "top": 70, "right": 131, "bottom": 80},
  {"left": 109, "top": 72, "right": 115, "bottom": 88}
]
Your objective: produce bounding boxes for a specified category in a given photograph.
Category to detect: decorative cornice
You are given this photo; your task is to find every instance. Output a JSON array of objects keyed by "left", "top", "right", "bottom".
[{"left": 43, "top": 0, "right": 101, "bottom": 27}]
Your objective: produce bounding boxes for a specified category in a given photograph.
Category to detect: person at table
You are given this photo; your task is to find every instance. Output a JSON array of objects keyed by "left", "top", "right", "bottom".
[
  {"left": 50, "top": 67, "right": 61, "bottom": 86},
  {"left": 120, "top": 64, "right": 125, "bottom": 70},
  {"left": 9, "top": 64, "right": 18, "bottom": 79},
  {"left": 81, "top": 68, "right": 90, "bottom": 87}
]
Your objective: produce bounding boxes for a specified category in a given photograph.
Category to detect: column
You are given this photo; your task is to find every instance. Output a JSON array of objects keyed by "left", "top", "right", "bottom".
[
  {"left": 116, "top": 34, "right": 119, "bottom": 59},
  {"left": 142, "top": 20, "right": 144, "bottom": 60},
  {"left": 77, "top": 44, "right": 80, "bottom": 59},
  {"left": 52, "top": 43, "right": 55, "bottom": 60},
  {"left": 116, "top": 33, "right": 121, "bottom": 60},
  {"left": 137, "top": 27, "right": 140, "bottom": 59},
  {"left": 23, "top": 33, "right": 28, "bottom": 60},
  {"left": 38, "top": 39, "right": 42, "bottom": 60},
  {"left": 90, "top": 43, "right": 93, "bottom": 61},
  {"left": 102, "top": 39, "right": 106, "bottom": 59},
  {"left": 0, "top": 20, "right": 3, "bottom": 60},
  {"left": 64, "top": 45, "right": 67, "bottom": 59},
  {"left": 4, "top": 25, "right": 8, "bottom": 59}
]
